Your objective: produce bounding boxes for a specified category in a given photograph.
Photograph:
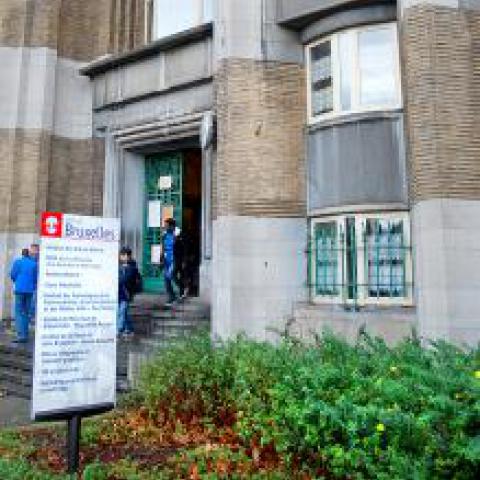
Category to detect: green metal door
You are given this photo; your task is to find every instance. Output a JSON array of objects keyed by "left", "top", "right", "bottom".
[{"left": 143, "top": 153, "right": 183, "bottom": 293}]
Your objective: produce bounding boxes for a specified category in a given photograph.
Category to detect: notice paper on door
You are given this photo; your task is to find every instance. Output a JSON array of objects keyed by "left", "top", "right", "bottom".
[
  {"left": 148, "top": 200, "right": 162, "bottom": 228},
  {"left": 151, "top": 244, "right": 162, "bottom": 264}
]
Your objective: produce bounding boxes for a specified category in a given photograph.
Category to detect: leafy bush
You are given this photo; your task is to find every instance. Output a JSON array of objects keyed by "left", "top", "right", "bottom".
[
  {"left": 138, "top": 332, "right": 480, "bottom": 479},
  {"left": 0, "top": 458, "right": 69, "bottom": 480}
]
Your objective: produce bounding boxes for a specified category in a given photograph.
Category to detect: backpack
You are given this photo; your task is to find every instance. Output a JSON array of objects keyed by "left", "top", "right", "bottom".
[{"left": 133, "top": 268, "right": 143, "bottom": 295}]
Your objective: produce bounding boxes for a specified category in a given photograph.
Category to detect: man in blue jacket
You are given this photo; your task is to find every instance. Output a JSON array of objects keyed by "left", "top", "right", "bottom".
[
  {"left": 10, "top": 248, "right": 38, "bottom": 343},
  {"left": 162, "top": 218, "right": 185, "bottom": 307}
]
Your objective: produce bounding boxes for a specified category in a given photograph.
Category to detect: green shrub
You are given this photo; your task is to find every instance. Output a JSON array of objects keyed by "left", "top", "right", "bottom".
[
  {"left": 138, "top": 331, "right": 480, "bottom": 479},
  {"left": 0, "top": 458, "right": 69, "bottom": 480}
]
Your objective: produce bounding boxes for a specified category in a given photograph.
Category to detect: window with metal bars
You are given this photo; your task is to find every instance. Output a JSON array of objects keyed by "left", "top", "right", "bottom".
[{"left": 309, "top": 213, "right": 413, "bottom": 306}]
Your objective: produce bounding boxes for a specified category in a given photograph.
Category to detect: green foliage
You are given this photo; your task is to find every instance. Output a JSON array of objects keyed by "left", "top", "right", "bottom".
[
  {"left": 0, "top": 458, "right": 69, "bottom": 480},
  {"left": 138, "top": 331, "right": 480, "bottom": 479}
]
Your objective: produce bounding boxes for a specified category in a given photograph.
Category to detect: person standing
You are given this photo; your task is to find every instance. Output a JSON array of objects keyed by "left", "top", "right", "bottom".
[
  {"left": 10, "top": 248, "right": 38, "bottom": 343},
  {"left": 29, "top": 243, "right": 39, "bottom": 321},
  {"left": 162, "top": 218, "right": 185, "bottom": 307},
  {"left": 117, "top": 247, "right": 140, "bottom": 338}
]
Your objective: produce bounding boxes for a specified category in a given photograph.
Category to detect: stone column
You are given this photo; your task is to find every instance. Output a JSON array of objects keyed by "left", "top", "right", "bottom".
[
  {"left": 399, "top": 0, "right": 480, "bottom": 344},
  {"left": 211, "top": 0, "right": 307, "bottom": 340}
]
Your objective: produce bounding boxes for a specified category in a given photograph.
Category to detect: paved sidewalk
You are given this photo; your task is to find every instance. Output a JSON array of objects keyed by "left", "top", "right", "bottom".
[{"left": 0, "top": 393, "right": 31, "bottom": 428}]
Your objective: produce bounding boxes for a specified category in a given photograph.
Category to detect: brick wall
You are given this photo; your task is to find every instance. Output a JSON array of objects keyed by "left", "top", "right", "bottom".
[
  {"left": 47, "top": 137, "right": 105, "bottom": 216},
  {"left": 215, "top": 58, "right": 306, "bottom": 218},
  {"left": 401, "top": 5, "right": 480, "bottom": 202},
  {"left": 0, "top": 0, "right": 147, "bottom": 58},
  {"left": 0, "top": 129, "right": 50, "bottom": 233}
]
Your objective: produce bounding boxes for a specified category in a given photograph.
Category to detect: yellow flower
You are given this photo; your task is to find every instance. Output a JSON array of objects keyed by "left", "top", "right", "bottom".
[
  {"left": 376, "top": 423, "right": 386, "bottom": 433},
  {"left": 474, "top": 370, "right": 480, "bottom": 379},
  {"left": 390, "top": 366, "right": 398, "bottom": 373}
]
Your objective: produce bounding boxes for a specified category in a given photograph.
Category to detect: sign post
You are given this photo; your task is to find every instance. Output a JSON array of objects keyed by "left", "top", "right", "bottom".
[{"left": 32, "top": 213, "right": 120, "bottom": 474}]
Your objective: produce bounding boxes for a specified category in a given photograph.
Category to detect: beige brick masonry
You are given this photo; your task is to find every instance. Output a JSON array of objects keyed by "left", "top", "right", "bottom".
[
  {"left": 0, "top": 0, "right": 147, "bottom": 60},
  {"left": 0, "top": 129, "right": 104, "bottom": 234},
  {"left": 215, "top": 59, "right": 306, "bottom": 218},
  {"left": 401, "top": 5, "right": 480, "bottom": 202}
]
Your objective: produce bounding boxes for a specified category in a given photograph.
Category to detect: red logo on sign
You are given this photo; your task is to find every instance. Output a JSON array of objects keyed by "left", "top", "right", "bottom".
[{"left": 41, "top": 212, "right": 63, "bottom": 237}]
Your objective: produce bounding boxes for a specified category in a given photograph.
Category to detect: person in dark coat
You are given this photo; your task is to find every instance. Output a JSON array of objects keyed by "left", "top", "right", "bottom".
[
  {"left": 117, "top": 246, "right": 140, "bottom": 337},
  {"left": 10, "top": 248, "right": 38, "bottom": 343}
]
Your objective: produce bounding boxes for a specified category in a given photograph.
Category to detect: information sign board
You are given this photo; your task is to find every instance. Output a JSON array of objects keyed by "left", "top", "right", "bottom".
[{"left": 32, "top": 213, "right": 120, "bottom": 420}]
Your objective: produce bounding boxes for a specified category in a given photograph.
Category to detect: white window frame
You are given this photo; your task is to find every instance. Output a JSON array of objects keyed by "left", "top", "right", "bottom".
[
  {"left": 310, "top": 212, "right": 413, "bottom": 307},
  {"left": 306, "top": 22, "right": 402, "bottom": 125}
]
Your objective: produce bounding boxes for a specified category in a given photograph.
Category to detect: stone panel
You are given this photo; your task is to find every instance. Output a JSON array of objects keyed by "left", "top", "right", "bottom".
[
  {"left": 401, "top": 5, "right": 480, "bottom": 201},
  {"left": 212, "top": 216, "right": 307, "bottom": 340},
  {"left": 412, "top": 198, "right": 480, "bottom": 346},
  {"left": 215, "top": 58, "right": 306, "bottom": 218}
]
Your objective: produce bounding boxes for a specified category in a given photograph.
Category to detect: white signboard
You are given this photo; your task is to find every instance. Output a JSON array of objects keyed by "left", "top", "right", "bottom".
[
  {"left": 148, "top": 200, "right": 162, "bottom": 228},
  {"left": 32, "top": 213, "right": 120, "bottom": 419}
]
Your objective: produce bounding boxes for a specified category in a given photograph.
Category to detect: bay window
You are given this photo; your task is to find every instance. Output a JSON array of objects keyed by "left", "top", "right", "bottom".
[
  {"left": 310, "top": 213, "right": 412, "bottom": 305},
  {"left": 307, "top": 23, "right": 401, "bottom": 123},
  {"left": 152, "top": 0, "right": 212, "bottom": 40}
]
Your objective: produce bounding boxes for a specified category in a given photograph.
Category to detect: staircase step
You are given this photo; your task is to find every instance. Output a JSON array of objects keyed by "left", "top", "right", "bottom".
[
  {"left": 0, "top": 353, "right": 33, "bottom": 371},
  {"left": 0, "top": 369, "right": 32, "bottom": 387},
  {"left": 0, "top": 295, "right": 211, "bottom": 395},
  {"left": 151, "top": 319, "right": 209, "bottom": 327},
  {"left": 0, "top": 380, "right": 31, "bottom": 399}
]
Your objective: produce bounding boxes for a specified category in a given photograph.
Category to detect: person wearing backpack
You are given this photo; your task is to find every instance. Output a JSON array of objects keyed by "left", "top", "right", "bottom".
[{"left": 117, "top": 246, "right": 142, "bottom": 338}]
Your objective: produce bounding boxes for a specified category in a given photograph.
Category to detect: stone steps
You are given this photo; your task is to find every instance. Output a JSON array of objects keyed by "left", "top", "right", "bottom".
[{"left": 0, "top": 295, "right": 211, "bottom": 398}]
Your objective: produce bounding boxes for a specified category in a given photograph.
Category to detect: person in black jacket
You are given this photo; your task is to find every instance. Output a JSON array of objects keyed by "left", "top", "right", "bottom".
[{"left": 117, "top": 246, "right": 140, "bottom": 337}]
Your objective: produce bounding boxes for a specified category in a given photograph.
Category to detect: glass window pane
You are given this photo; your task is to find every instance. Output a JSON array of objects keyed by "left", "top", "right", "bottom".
[
  {"left": 366, "top": 218, "right": 406, "bottom": 298},
  {"left": 339, "top": 32, "right": 353, "bottom": 111},
  {"left": 310, "top": 41, "right": 333, "bottom": 116},
  {"left": 154, "top": 0, "right": 203, "bottom": 39},
  {"left": 358, "top": 26, "right": 398, "bottom": 107},
  {"left": 203, "top": 0, "right": 213, "bottom": 22},
  {"left": 315, "top": 222, "right": 338, "bottom": 296}
]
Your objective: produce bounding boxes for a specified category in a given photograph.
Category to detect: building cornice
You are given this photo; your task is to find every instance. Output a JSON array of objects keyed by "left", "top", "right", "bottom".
[
  {"left": 81, "top": 22, "right": 213, "bottom": 78},
  {"left": 277, "top": 0, "right": 396, "bottom": 30}
]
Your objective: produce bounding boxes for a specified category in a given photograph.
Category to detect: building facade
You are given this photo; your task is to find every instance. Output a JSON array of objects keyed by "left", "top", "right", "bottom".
[{"left": 0, "top": 0, "right": 479, "bottom": 345}]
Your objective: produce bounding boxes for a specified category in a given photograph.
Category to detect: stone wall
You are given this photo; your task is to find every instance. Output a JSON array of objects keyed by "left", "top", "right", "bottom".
[
  {"left": 400, "top": 0, "right": 480, "bottom": 345},
  {"left": 0, "top": 0, "right": 139, "bottom": 319}
]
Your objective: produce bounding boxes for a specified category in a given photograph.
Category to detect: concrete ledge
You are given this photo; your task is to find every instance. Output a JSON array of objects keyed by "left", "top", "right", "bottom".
[
  {"left": 81, "top": 22, "right": 213, "bottom": 78},
  {"left": 301, "top": 4, "right": 397, "bottom": 43},
  {"left": 277, "top": 0, "right": 396, "bottom": 30},
  {"left": 292, "top": 303, "right": 417, "bottom": 345}
]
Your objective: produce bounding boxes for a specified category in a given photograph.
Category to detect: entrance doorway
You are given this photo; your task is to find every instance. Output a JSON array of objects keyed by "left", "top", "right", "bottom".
[{"left": 143, "top": 149, "right": 202, "bottom": 295}]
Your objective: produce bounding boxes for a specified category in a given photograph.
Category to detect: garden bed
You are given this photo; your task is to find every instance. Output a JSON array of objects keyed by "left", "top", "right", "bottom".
[{"left": 0, "top": 332, "right": 479, "bottom": 479}]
